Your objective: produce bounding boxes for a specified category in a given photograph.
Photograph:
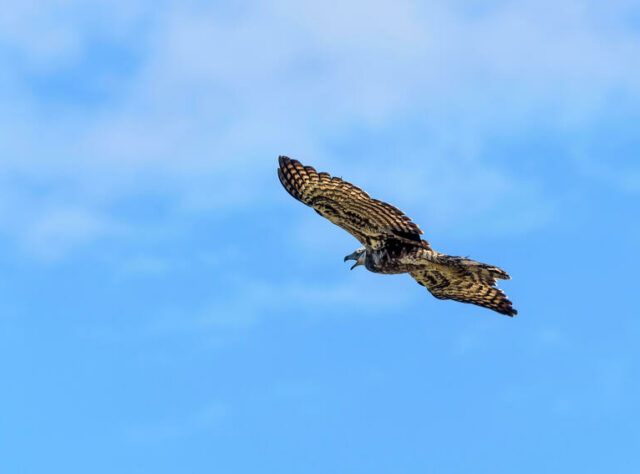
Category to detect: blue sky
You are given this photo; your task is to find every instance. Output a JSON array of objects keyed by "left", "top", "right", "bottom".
[{"left": 1, "top": 0, "right": 639, "bottom": 472}]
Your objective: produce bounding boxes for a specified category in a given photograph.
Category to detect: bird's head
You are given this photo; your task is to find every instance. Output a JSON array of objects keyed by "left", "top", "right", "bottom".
[{"left": 344, "top": 248, "right": 366, "bottom": 270}]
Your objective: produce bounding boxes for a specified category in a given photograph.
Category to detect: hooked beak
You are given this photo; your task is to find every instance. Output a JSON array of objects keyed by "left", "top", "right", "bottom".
[
  {"left": 344, "top": 250, "right": 359, "bottom": 262},
  {"left": 344, "top": 250, "right": 364, "bottom": 270}
]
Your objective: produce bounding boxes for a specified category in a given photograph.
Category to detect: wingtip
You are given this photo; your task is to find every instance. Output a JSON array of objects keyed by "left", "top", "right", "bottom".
[
  {"left": 494, "top": 268, "right": 511, "bottom": 280},
  {"left": 279, "top": 155, "right": 306, "bottom": 173}
]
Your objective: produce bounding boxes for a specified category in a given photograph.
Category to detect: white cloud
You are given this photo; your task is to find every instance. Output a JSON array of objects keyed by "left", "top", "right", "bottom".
[
  {"left": 0, "top": 0, "right": 152, "bottom": 73},
  {"left": 0, "top": 1, "right": 83, "bottom": 71},
  {"left": 1, "top": 0, "right": 638, "bottom": 256},
  {"left": 146, "top": 273, "right": 417, "bottom": 336},
  {"left": 20, "top": 207, "right": 122, "bottom": 259}
]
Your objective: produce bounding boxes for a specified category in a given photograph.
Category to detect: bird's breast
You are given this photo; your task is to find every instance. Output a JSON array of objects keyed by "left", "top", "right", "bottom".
[
  {"left": 364, "top": 249, "right": 410, "bottom": 274},
  {"left": 364, "top": 244, "right": 431, "bottom": 274}
]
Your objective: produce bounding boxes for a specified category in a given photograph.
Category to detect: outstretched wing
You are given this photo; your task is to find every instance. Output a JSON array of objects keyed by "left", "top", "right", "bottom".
[
  {"left": 278, "top": 156, "right": 426, "bottom": 248},
  {"left": 410, "top": 264, "right": 517, "bottom": 317}
]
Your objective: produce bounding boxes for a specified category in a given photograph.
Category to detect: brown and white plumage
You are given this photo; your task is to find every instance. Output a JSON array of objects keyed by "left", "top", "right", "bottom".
[
  {"left": 277, "top": 156, "right": 517, "bottom": 317},
  {"left": 277, "top": 156, "right": 423, "bottom": 248}
]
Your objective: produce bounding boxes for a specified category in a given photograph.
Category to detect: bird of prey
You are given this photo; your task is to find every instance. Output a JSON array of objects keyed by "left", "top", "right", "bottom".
[{"left": 277, "top": 156, "right": 517, "bottom": 316}]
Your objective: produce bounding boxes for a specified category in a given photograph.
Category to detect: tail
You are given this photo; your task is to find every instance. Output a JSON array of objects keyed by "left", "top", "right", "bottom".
[{"left": 433, "top": 254, "right": 511, "bottom": 285}]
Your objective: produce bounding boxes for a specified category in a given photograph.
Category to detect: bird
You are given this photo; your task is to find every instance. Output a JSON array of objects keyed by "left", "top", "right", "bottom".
[{"left": 277, "top": 156, "right": 517, "bottom": 317}]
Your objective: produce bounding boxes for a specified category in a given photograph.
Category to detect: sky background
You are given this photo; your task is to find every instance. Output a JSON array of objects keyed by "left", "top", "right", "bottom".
[{"left": 1, "top": 0, "right": 639, "bottom": 472}]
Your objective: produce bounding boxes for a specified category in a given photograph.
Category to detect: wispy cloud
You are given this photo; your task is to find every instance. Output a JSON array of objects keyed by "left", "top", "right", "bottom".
[
  {"left": 1, "top": 0, "right": 638, "bottom": 256},
  {"left": 151, "top": 274, "right": 417, "bottom": 335},
  {"left": 22, "top": 206, "right": 122, "bottom": 259},
  {"left": 0, "top": 185, "right": 123, "bottom": 259}
]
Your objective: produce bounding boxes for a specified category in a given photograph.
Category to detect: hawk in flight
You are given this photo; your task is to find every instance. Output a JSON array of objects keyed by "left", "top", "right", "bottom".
[{"left": 277, "top": 156, "right": 517, "bottom": 316}]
